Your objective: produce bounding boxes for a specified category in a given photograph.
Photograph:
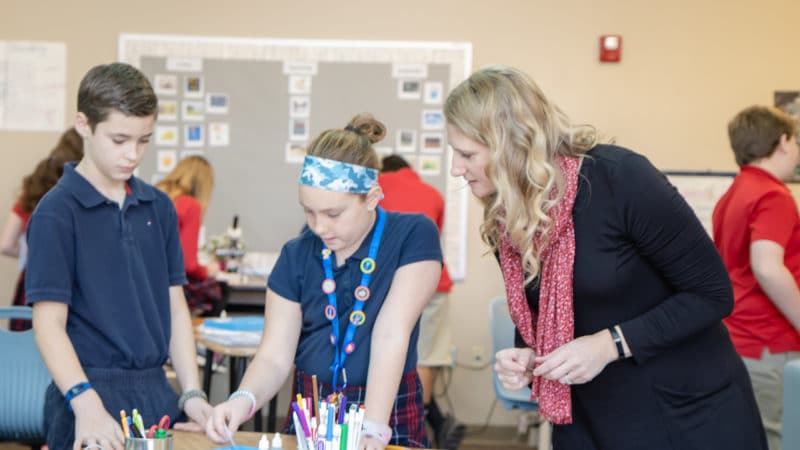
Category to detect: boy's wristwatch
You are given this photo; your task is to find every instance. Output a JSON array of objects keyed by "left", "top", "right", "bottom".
[{"left": 178, "top": 389, "right": 208, "bottom": 411}]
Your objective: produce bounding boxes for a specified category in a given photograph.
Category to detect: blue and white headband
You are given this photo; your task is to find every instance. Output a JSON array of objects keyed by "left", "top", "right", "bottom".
[{"left": 299, "top": 155, "right": 379, "bottom": 194}]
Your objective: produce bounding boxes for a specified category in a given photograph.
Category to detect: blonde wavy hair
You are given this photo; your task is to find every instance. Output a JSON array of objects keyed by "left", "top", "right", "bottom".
[
  {"left": 155, "top": 155, "right": 214, "bottom": 213},
  {"left": 444, "top": 65, "right": 597, "bottom": 284}
]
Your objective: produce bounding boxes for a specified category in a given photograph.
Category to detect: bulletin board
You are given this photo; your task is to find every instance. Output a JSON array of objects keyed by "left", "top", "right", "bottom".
[
  {"left": 663, "top": 171, "right": 736, "bottom": 236},
  {"left": 119, "top": 34, "right": 472, "bottom": 279}
]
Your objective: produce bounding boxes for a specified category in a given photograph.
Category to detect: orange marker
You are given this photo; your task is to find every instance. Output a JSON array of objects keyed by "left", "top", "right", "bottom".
[{"left": 119, "top": 410, "right": 131, "bottom": 438}]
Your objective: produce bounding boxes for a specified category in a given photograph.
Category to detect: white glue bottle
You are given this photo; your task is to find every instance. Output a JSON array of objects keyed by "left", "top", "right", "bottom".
[
  {"left": 257, "top": 433, "right": 269, "bottom": 450},
  {"left": 271, "top": 432, "right": 283, "bottom": 449}
]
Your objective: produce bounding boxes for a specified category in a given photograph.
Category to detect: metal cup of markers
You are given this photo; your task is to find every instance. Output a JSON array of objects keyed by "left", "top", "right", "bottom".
[{"left": 124, "top": 436, "right": 173, "bottom": 450}]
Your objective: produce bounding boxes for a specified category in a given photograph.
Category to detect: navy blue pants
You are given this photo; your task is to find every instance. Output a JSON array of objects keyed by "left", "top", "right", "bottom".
[{"left": 44, "top": 366, "right": 183, "bottom": 450}]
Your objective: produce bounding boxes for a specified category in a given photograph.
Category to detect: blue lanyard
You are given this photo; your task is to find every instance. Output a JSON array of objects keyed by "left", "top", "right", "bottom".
[{"left": 321, "top": 207, "right": 386, "bottom": 391}]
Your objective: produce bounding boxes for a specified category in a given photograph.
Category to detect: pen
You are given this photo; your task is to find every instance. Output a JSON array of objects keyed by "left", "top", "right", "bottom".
[{"left": 312, "top": 374, "right": 320, "bottom": 423}]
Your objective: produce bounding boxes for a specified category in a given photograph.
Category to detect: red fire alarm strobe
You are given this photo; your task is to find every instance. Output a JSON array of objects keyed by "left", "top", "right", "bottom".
[{"left": 599, "top": 35, "right": 622, "bottom": 63}]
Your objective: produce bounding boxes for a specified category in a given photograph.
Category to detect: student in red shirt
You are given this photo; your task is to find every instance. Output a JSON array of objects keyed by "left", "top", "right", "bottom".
[
  {"left": 379, "top": 155, "right": 465, "bottom": 450},
  {"left": 713, "top": 105, "right": 800, "bottom": 450},
  {"left": 156, "top": 155, "right": 222, "bottom": 316},
  {"left": 0, "top": 128, "right": 83, "bottom": 330}
]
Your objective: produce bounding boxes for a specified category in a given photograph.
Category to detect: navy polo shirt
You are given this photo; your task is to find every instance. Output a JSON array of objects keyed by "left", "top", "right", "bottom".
[
  {"left": 268, "top": 211, "right": 442, "bottom": 386},
  {"left": 25, "top": 163, "right": 187, "bottom": 369}
]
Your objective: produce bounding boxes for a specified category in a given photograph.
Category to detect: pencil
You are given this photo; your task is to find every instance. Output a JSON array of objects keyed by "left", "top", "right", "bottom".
[{"left": 312, "top": 374, "right": 320, "bottom": 422}]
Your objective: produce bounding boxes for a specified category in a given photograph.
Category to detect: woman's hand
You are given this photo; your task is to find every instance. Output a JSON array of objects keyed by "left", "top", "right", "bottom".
[
  {"left": 71, "top": 390, "right": 124, "bottom": 450},
  {"left": 205, "top": 397, "right": 251, "bottom": 443},
  {"left": 494, "top": 347, "right": 536, "bottom": 390},
  {"left": 532, "top": 329, "right": 617, "bottom": 385}
]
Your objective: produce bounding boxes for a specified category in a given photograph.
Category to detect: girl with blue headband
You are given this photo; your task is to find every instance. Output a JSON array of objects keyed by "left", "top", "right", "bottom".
[{"left": 206, "top": 113, "right": 443, "bottom": 449}]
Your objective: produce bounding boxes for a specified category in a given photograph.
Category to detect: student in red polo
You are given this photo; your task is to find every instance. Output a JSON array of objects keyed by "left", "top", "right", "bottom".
[{"left": 713, "top": 105, "right": 800, "bottom": 450}]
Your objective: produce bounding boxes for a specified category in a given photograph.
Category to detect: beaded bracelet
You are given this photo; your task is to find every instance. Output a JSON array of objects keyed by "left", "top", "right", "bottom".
[
  {"left": 229, "top": 390, "right": 257, "bottom": 420},
  {"left": 178, "top": 389, "right": 208, "bottom": 411},
  {"left": 64, "top": 381, "right": 93, "bottom": 411},
  {"left": 360, "top": 419, "right": 392, "bottom": 445}
]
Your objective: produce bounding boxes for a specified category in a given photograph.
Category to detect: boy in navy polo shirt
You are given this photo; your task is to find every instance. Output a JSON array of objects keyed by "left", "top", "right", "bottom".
[{"left": 26, "top": 63, "right": 211, "bottom": 450}]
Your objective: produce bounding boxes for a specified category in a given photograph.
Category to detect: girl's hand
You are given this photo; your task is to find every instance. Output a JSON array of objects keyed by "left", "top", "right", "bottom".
[
  {"left": 174, "top": 396, "right": 213, "bottom": 432},
  {"left": 358, "top": 435, "right": 387, "bottom": 450},
  {"left": 205, "top": 397, "right": 251, "bottom": 443},
  {"left": 494, "top": 347, "right": 536, "bottom": 390},
  {"left": 532, "top": 330, "right": 617, "bottom": 385}
]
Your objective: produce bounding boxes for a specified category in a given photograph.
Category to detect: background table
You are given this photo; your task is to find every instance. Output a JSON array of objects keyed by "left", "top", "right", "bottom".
[{"left": 194, "top": 320, "right": 278, "bottom": 432}]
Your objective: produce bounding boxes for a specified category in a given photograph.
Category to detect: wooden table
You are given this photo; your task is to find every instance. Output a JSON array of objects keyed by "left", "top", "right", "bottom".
[
  {"left": 193, "top": 320, "right": 278, "bottom": 432},
  {"left": 170, "top": 430, "right": 427, "bottom": 449},
  {"left": 171, "top": 430, "right": 280, "bottom": 449}
]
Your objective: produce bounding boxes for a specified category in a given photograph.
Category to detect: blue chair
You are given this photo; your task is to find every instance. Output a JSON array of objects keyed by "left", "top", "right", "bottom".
[
  {"left": 489, "top": 296, "right": 551, "bottom": 449},
  {"left": 0, "top": 306, "right": 51, "bottom": 444},
  {"left": 783, "top": 359, "right": 800, "bottom": 450}
]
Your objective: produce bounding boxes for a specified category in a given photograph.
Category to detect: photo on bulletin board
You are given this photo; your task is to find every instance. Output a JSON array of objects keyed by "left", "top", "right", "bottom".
[
  {"left": 289, "top": 75, "right": 312, "bottom": 94},
  {"left": 184, "top": 124, "right": 204, "bottom": 147},
  {"left": 182, "top": 101, "right": 205, "bottom": 121},
  {"left": 421, "top": 109, "right": 444, "bottom": 130},
  {"left": 184, "top": 75, "right": 204, "bottom": 98},
  {"left": 208, "top": 122, "right": 230, "bottom": 147},
  {"left": 289, "top": 96, "right": 310, "bottom": 118},
  {"left": 290, "top": 118, "right": 310, "bottom": 141},
  {"left": 158, "top": 100, "right": 177, "bottom": 121},
  {"left": 155, "top": 125, "right": 178, "bottom": 146},
  {"left": 396, "top": 129, "right": 417, "bottom": 153},
  {"left": 153, "top": 74, "right": 178, "bottom": 96},
  {"left": 420, "top": 132, "right": 444, "bottom": 153},
  {"left": 775, "top": 90, "right": 800, "bottom": 182},
  {"left": 206, "top": 93, "right": 229, "bottom": 114},
  {"left": 398, "top": 79, "right": 422, "bottom": 100},
  {"left": 285, "top": 141, "right": 307, "bottom": 163}
]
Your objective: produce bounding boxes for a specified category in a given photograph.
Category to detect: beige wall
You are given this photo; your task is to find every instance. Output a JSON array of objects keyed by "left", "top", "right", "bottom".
[{"left": 2, "top": 0, "right": 800, "bottom": 426}]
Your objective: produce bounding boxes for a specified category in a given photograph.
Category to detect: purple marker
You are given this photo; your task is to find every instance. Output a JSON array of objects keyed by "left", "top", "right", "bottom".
[{"left": 338, "top": 395, "right": 347, "bottom": 424}]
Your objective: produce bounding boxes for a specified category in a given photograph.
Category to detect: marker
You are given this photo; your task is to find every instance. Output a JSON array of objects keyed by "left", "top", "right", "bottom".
[
  {"left": 119, "top": 410, "right": 131, "bottom": 438},
  {"left": 131, "top": 409, "right": 146, "bottom": 437}
]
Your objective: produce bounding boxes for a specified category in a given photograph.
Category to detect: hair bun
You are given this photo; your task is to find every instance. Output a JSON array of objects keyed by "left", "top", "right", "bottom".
[{"left": 347, "top": 113, "right": 386, "bottom": 144}]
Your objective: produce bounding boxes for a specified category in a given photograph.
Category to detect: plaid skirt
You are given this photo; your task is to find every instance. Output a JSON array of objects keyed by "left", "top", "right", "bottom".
[
  {"left": 10, "top": 271, "right": 31, "bottom": 331},
  {"left": 183, "top": 275, "right": 223, "bottom": 316},
  {"left": 284, "top": 368, "right": 429, "bottom": 448}
]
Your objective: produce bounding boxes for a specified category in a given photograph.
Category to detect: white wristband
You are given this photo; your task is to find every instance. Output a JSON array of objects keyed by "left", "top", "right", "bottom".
[
  {"left": 228, "top": 390, "right": 257, "bottom": 419},
  {"left": 360, "top": 419, "right": 392, "bottom": 445}
]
